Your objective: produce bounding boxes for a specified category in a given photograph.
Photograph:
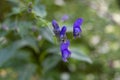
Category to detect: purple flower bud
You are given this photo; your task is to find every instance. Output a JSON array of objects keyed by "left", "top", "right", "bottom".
[
  {"left": 61, "top": 15, "right": 69, "bottom": 22},
  {"left": 52, "top": 20, "right": 60, "bottom": 38},
  {"left": 28, "top": 8, "right": 32, "bottom": 13},
  {"left": 31, "top": 26, "right": 37, "bottom": 32},
  {"left": 60, "top": 26, "right": 67, "bottom": 41},
  {"left": 1, "top": 24, "right": 9, "bottom": 31},
  {"left": 28, "top": 2, "right": 32, "bottom": 13},
  {"left": 73, "top": 18, "right": 83, "bottom": 38},
  {"left": 60, "top": 40, "right": 71, "bottom": 62},
  {"left": 52, "top": 20, "right": 60, "bottom": 31}
]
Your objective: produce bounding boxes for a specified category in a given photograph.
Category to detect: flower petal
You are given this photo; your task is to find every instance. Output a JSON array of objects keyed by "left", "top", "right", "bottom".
[
  {"left": 73, "top": 18, "right": 83, "bottom": 38},
  {"left": 60, "top": 40, "right": 70, "bottom": 50},
  {"left": 62, "top": 49, "right": 71, "bottom": 62},
  {"left": 52, "top": 20, "right": 60, "bottom": 31},
  {"left": 60, "top": 26, "right": 67, "bottom": 40},
  {"left": 52, "top": 20, "right": 61, "bottom": 38},
  {"left": 73, "top": 18, "right": 83, "bottom": 27},
  {"left": 73, "top": 27, "right": 81, "bottom": 38},
  {"left": 60, "top": 40, "right": 71, "bottom": 62}
]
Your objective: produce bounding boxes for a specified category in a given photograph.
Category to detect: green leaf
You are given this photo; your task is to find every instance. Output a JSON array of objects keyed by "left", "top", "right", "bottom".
[
  {"left": 46, "top": 46, "right": 59, "bottom": 53},
  {"left": 3, "top": 50, "right": 32, "bottom": 70},
  {"left": 18, "top": 64, "right": 36, "bottom": 80},
  {"left": 0, "top": 38, "right": 39, "bottom": 67},
  {"left": 33, "top": 5, "right": 47, "bottom": 18},
  {"left": 0, "top": 30, "right": 8, "bottom": 37},
  {"left": 13, "top": 38, "right": 39, "bottom": 53},
  {"left": 7, "top": 7, "right": 24, "bottom": 17},
  {"left": 0, "top": 45, "right": 16, "bottom": 67},
  {"left": 71, "top": 48, "right": 92, "bottom": 63},
  {"left": 42, "top": 55, "right": 61, "bottom": 73},
  {"left": 18, "top": 21, "right": 32, "bottom": 38},
  {"left": 40, "top": 27, "right": 54, "bottom": 43}
]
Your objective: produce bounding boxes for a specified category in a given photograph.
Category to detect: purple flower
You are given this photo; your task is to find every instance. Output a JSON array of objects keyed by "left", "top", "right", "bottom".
[
  {"left": 73, "top": 18, "right": 83, "bottom": 38},
  {"left": 60, "top": 26, "right": 67, "bottom": 41},
  {"left": 61, "top": 15, "right": 69, "bottom": 22},
  {"left": 52, "top": 20, "right": 61, "bottom": 38},
  {"left": 1, "top": 24, "right": 9, "bottom": 31},
  {"left": 60, "top": 40, "right": 71, "bottom": 62}
]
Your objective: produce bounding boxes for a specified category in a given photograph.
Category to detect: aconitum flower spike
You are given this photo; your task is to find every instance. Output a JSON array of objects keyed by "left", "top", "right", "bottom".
[
  {"left": 60, "top": 26, "right": 67, "bottom": 41},
  {"left": 52, "top": 20, "right": 60, "bottom": 38},
  {"left": 73, "top": 18, "right": 83, "bottom": 38},
  {"left": 60, "top": 40, "right": 71, "bottom": 62}
]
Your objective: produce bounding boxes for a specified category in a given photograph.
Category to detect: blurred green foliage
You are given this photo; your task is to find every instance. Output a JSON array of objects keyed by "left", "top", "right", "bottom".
[{"left": 0, "top": 0, "right": 120, "bottom": 80}]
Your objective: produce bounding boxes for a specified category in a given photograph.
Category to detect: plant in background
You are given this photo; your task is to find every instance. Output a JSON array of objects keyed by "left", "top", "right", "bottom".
[{"left": 0, "top": 0, "right": 93, "bottom": 80}]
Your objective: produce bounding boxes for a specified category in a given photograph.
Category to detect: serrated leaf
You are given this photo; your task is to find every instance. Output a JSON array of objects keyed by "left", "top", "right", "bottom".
[
  {"left": 0, "top": 38, "right": 39, "bottom": 67},
  {"left": 40, "top": 27, "right": 54, "bottom": 43},
  {"left": 18, "top": 22, "right": 32, "bottom": 38},
  {"left": 3, "top": 50, "right": 32, "bottom": 70},
  {"left": 7, "top": 7, "right": 23, "bottom": 17},
  {"left": 42, "top": 55, "right": 60, "bottom": 73},
  {"left": 33, "top": 5, "right": 47, "bottom": 18},
  {"left": 13, "top": 38, "right": 39, "bottom": 53}
]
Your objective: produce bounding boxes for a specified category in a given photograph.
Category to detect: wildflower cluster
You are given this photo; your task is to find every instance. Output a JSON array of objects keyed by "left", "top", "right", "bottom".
[{"left": 52, "top": 18, "right": 83, "bottom": 62}]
